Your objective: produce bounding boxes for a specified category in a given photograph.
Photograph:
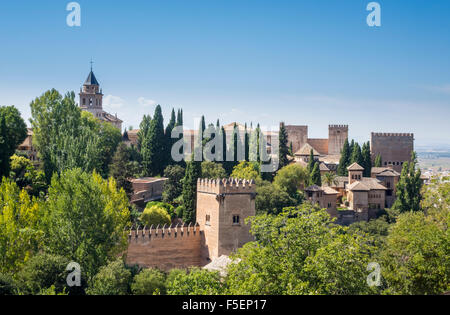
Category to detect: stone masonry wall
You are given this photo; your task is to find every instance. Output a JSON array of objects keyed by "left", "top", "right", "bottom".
[
  {"left": 371, "top": 133, "right": 414, "bottom": 172},
  {"left": 126, "top": 224, "right": 204, "bottom": 271}
]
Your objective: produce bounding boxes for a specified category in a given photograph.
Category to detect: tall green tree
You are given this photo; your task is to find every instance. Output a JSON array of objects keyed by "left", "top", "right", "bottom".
[
  {"left": 392, "top": 152, "right": 423, "bottom": 213},
  {"left": 42, "top": 169, "right": 130, "bottom": 279},
  {"left": 0, "top": 106, "right": 28, "bottom": 179},
  {"left": 244, "top": 123, "right": 250, "bottom": 162},
  {"left": 164, "top": 108, "right": 177, "bottom": 167},
  {"left": 141, "top": 105, "right": 166, "bottom": 176},
  {"left": 0, "top": 179, "right": 43, "bottom": 274},
  {"left": 137, "top": 115, "right": 151, "bottom": 152},
  {"left": 279, "top": 122, "right": 290, "bottom": 169},
  {"left": 310, "top": 162, "right": 322, "bottom": 187},
  {"left": 350, "top": 142, "right": 364, "bottom": 167},
  {"left": 30, "top": 90, "right": 103, "bottom": 182},
  {"left": 307, "top": 149, "right": 316, "bottom": 179},
  {"left": 182, "top": 158, "right": 201, "bottom": 224},
  {"left": 337, "top": 138, "right": 350, "bottom": 176},
  {"left": 362, "top": 141, "right": 372, "bottom": 177}
]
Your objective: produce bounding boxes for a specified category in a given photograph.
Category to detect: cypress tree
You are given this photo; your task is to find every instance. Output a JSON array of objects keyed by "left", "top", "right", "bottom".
[
  {"left": 182, "top": 156, "right": 201, "bottom": 223},
  {"left": 337, "top": 138, "right": 350, "bottom": 176},
  {"left": 279, "top": 122, "right": 290, "bottom": 169},
  {"left": 165, "top": 108, "right": 176, "bottom": 166},
  {"left": 307, "top": 149, "right": 315, "bottom": 176},
  {"left": 143, "top": 105, "right": 165, "bottom": 176},
  {"left": 374, "top": 154, "right": 382, "bottom": 167},
  {"left": 249, "top": 125, "right": 259, "bottom": 163},
  {"left": 362, "top": 141, "right": 372, "bottom": 177},
  {"left": 350, "top": 142, "right": 364, "bottom": 167},
  {"left": 220, "top": 126, "right": 232, "bottom": 174},
  {"left": 245, "top": 123, "right": 249, "bottom": 162},
  {"left": 310, "top": 162, "right": 322, "bottom": 187},
  {"left": 393, "top": 152, "right": 423, "bottom": 213},
  {"left": 230, "top": 123, "right": 239, "bottom": 168}
]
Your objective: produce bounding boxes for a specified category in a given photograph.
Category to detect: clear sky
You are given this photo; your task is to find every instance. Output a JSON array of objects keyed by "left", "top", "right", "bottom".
[{"left": 0, "top": 0, "right": 449, "bottom": 146}]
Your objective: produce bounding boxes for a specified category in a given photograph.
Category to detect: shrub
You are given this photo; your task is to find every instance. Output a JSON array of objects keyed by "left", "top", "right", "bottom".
[
  {"left": 140, "top": 205, "right": 171, "bottom": 227},
  {"left": 86, "top": 260, "right": 132, "bottom": 295},
  {"left": 131, "top": 269, "right": 166, "bottom": 295}
]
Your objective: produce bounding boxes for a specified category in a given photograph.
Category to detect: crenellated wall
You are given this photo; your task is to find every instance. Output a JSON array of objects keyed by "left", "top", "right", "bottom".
[
  {"left": 371, "top": 133, "right": 414, "bottom": 172},
  {"left": 328, "top": 125, "right": 349, "bottom": 155},
  {"left": 126, "top": 178, "right": 257, "bottom": 270},
  {"left": 126, "top": 223, "right": 205, "bottom": 270}
]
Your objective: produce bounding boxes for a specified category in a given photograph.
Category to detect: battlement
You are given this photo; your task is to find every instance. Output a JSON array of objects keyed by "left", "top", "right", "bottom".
[
  {"left": 372, "top": 132, "right": 414, "bottom": 138},
  {"left": 196, "top": 178, "right": 256, "bottom": 194},
  {"left": 128, "top": 223, "right": 201, "bottom": 241},
  {"left": 329, "top": 125, "right": 349, "bottom": 129}
]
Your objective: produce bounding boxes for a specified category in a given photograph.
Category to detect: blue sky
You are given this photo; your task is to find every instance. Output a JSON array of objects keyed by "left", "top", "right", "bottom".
[{"left": 0, "top": 0, "right": 449, "bottom": 146}]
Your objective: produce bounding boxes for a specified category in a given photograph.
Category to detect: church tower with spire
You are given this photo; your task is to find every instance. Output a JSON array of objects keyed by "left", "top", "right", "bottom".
[
  {"left": 78, "top": 62, "right": 123, "bottom": 130},
  {"left": 79, "top": 64, "right": 104, "bottom": 118}
]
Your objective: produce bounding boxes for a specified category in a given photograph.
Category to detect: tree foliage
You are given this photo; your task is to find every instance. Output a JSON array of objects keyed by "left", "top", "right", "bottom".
[
  {"left": 201, "top": 161, "right": 227, "bottom": 179},
  {"left": 337, "top": 138, "right": 350, "bottom": 176},
  {"left": 30, "top": 90, "right": 120, "bottom": 181},
  {"left": 278, "top": 122, "right": 290, "bottom": 169},
  {"left": 162, "top": 165, "right": 185, "bottom": 204},
  {"left": 0, "top": 106, "right": 27, "bottom": 179},
  {"left": 141, "top": 105, "right": 166, "bottom": 176},
  {"left": 41, "top": 169, "right": 130, "bottom": 279},
  {"left": 226, "top": 205, "right": 378, "bottom": 295},
  {"left": 140, "top": 205, "right": 171, "bottom": 227},
  {"left": 273, "top": 164, "right": 308, "bottom": 198},
  {"left": 392, "top": 152, "right": 423, "bottom": 213},
  {"left": 9, "top": 154, "right": 47, "bottom": 197},
  {"left": 0, "top": 179, "right": 43, "bottom": 274},
  {"left": 231, "top": 161, "right": 261, "bottom": 181},
  {"left": 182, "top": 159, "right": 201, "bottom": 224},
  {"left": 131, "top": 269, "right": 166, "bottom": 295},
  {"left": 255, "top": 180, "right": 297, "bottom": 215},
  {"left": 166, "top": 268, "right": 224, "bottom": 295},
  {"left": 86, "top": 259, "right": 132, "bottom": 295},
  {"left": 380, "top": 209, "right": 449, "bottom": 295}
]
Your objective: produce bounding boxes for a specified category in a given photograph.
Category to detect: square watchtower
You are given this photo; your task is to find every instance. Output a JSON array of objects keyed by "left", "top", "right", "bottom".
[{"left": 196, "top": 178, "right": 256, "bottom": 263}]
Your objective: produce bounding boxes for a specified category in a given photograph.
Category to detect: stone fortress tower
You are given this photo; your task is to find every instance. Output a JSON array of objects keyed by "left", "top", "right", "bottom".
[
  {"left": 126, "top": 178, "right": 256, "bottom": 270},
  {"left": 196, "top": 178, "right": 256, "bottom": 263},
  {"left": 328, "top": 125, "right": 349, "bottom": 155},
  {"left": 371, "top": 133, "right": 414, "bottom": 172}
]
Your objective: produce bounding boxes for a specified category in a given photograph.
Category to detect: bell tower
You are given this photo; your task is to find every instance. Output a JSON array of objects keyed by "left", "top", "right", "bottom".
[{"left": 79, "top": 61, "right": 104, "bottom": 118}]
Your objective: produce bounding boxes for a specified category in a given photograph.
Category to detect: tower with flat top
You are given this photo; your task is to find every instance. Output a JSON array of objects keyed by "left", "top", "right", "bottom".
[{"left": 196, "top": 178, "right": 256, "bottom": 263}]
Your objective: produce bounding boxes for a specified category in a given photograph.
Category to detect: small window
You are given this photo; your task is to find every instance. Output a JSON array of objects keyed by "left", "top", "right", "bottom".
[
  {"left": 206, "top": 215, "right": 211, "bottom": 225},
  {"left": 233, "top": 215, "right": 240, "bottom": 225}
]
